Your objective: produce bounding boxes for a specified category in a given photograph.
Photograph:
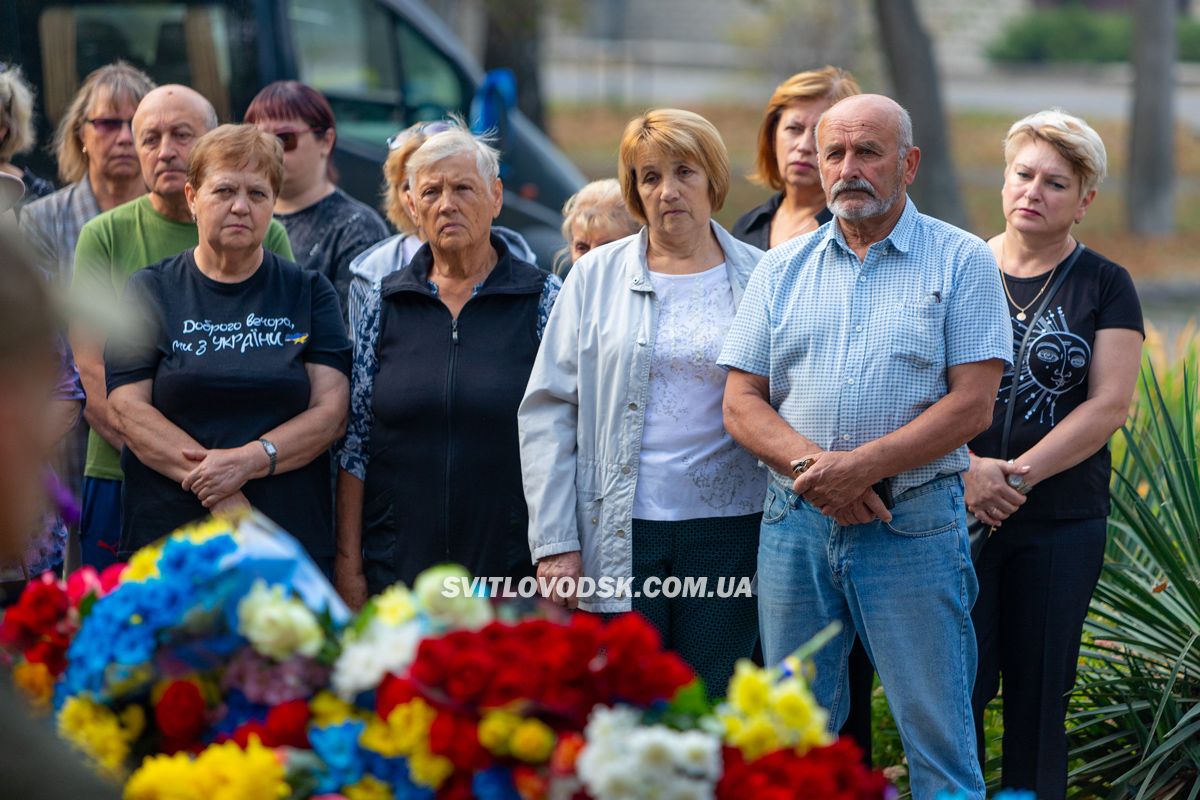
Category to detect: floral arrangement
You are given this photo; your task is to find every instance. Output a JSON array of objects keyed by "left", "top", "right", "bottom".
[
  {"left": 1, "top": 510, "right": 892, "bottom": 799},
  {"left": 0, "top": 564, "right": 123, "bottom": 712}
]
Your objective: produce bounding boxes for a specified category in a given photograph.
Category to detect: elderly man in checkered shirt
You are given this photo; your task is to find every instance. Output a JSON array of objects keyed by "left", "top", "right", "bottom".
[{"left": 719, "top": 94, "right": 1011, "bottom": 800}]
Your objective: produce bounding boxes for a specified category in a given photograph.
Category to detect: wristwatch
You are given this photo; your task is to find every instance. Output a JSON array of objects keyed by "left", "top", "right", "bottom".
[
  {"left": 1006, "top": 472, "right": 1031, "bottom": 495},
  {"left": 259, "top": 438, "right": 278, "bottom": 476}
]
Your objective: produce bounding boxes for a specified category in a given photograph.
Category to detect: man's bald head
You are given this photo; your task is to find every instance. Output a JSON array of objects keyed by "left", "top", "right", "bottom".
[
  {"left": 814, "top": 94, "right": 912, "bottom": 157},
  {"left": 132, "top": 85, "right": 218, "bottom": 214},
  {"left": 133, "top": 85, "right": 218, "bottom": 134}
]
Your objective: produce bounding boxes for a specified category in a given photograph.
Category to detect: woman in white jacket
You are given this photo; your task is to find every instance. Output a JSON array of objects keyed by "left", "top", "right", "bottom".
[{"left": 519, "top": 109, "right": 765, "bottom": 696}]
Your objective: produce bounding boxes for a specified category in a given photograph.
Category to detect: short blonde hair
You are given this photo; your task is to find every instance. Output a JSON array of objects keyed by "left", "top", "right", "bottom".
[
  {"left": 1004, "top": 109, "right": 1107, "bottom": 195},
  {"left": 51, "top": 61, "right": 155, "bottom": 184},
  {"left": 751, "top": 67, "right": 860, "bottom": 190},
  {"left": 382, "top": 122, "right": 436, "bottom": 232},
  {"left": 0, "top": 65, "right": 36, "bottom": 162},
  {"left": 187, "top": 124, "right": 284, "bottom": 196},
  {"left": 618, "top": 109, "right": 730, "bottom": 224},
  {"left": 555, "top": 178, "right": 639, "bottom": 271}
]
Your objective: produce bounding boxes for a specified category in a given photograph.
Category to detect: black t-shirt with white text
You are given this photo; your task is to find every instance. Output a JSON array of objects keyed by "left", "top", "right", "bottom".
[
  {"left": 969, "top": 246, "right": 1143, "bottom": 522},
  {"left": 106, "top": 249, "right": 351, "bottom": 558}
]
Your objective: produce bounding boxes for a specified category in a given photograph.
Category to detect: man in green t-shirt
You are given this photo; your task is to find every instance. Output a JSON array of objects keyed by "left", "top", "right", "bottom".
[{"left": 69, "top": 85, "right": 293, "bottom": 567}]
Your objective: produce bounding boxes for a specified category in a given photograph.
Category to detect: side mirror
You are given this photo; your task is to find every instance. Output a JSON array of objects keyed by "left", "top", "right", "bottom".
[{"left": 470, "top": 67, "right": 517, "bottom": 149}]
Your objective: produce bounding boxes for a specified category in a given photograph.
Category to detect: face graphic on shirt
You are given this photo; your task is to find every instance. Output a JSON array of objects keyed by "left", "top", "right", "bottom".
[
  {"left": 1029, "top": 330, "right": 1089, "bottom": 393},
  {"left": 1002, "top": 306, "right": 1092, "bottom": 426}
]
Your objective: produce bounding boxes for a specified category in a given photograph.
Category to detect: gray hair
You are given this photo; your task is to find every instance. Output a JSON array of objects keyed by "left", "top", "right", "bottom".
[
  {"left": 0, "top": 65, "right": 36, "bottom": 162},
  {"left": 406, "top": 119, "right": 500, "bottom": 185}
]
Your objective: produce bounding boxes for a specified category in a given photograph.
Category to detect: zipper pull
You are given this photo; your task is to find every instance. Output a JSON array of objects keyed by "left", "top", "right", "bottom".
[{"left": 451, "top": 318, "right": 459, "bottom": 344}]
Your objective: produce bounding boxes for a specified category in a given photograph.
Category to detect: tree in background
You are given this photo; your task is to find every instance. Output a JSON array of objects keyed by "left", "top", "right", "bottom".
[
  {"left": 483, "top": 0, "right": 546, "bottom": 130},
  {"left": 1127, "top": 0, "right": 1177, "bottom": 235},
  {"left": 872, "top": 0, "right": 966, "bottom": 230}
]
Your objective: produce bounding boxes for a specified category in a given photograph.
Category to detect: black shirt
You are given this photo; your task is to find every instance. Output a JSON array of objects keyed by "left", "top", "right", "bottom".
[
  {"left": 106, "top": 249, "right": 351, "bottom": 559},
  {"left": 361, "top": 236, "right": 547, "bottom": 589},
  {"left": 730, "top": 192, "right": 834, "bottom": 251},
  {"left": 969, "top": 246, "right": 1143, "bottom": 522},
  {"left": 274, "top": 188, "right": 389, "bottom": 323}
]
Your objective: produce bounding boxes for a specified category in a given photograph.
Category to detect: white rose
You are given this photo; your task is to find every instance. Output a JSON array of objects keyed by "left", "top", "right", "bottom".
[{"left": 237, "top": 580, "right": 324, "bottom": 662}]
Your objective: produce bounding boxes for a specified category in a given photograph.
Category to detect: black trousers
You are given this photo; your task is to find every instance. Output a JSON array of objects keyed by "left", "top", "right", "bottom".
[{"left": 971, "top": 515, "right": 1107, "bottom": 800}]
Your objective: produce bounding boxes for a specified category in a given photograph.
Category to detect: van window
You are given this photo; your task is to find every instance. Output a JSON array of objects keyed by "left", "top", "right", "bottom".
[
  {"left": 286, "top": 0, "right": 466, "bottom": 149},
  {"left": 36, "top": 3, "right": 254, "bottom": 125}
]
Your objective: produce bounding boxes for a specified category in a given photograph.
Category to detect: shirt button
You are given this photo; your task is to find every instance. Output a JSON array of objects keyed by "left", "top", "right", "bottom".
[
  {"left": 859, "top": 275, "right": 866, "bottom": 283},
  {"left": 846, "top": 378, "right": 855, "bottom": 385},
  {"left": 855, "top": 325, "right": 863, "bottom": 332},
  {"left": 591, "top": 517, "right": 599, "bottom": 524},
  {"left": 633, "top": 277, "right": 642, "bottom": 285},
  {"left": 616, "top": 528, "right": 626, "bottom": 538},
  {"left": 628, "top": 402, "right": 638, "bottom": 410},
  {"left": 621, "top": 465, "right": 631, "bottom": 475},
  {"left": 842, "top": 434, "right": 851, "bottom": 441},
  {"left": 637, "top": 338, "right": 647, "bottom": 346}
]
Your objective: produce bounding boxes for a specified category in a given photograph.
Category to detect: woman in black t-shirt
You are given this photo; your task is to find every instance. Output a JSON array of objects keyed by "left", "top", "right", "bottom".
[
  {"left": 966, "top": 110, "right": 1143, "bottom": 800},
  {"left": 106, "top": 125, "right": 350, "bottom": 571}
]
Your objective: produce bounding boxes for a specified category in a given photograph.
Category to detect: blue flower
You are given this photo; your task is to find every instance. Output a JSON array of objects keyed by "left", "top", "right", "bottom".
[
  {"left": 310, "top": 721, "right": 366, "bottom": 792},
  {"left": 473, "top": 767, "right": 521, "bottom": 800}
]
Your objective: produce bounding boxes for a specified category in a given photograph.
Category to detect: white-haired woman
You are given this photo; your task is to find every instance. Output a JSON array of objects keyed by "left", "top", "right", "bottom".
[
  {"left": 553, "top": 178, "right": 638, "bottom": 277},
  {"left": 335, "top": 123, "right": 561, "bottom": 608},
  {"left": 0, "top": 65, "right": 53, "bottom": 209},
  {"left": 967, "top": 109, "right": 1143, "bottom": 799}
]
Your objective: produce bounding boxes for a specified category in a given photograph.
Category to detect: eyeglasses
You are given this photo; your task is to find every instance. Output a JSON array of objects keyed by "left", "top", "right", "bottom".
[
  {"left": 386, "top": 120, "right": 454, "bottom": 151},
  {"left": 273, "top": 127, "right": 326, "bottom": 152},
  {"left": 84, "top": 117, "right": 134, "bottom": 135}
]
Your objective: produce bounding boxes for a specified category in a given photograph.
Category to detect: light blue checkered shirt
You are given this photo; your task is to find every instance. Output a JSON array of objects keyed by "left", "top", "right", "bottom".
[{"left": 718, "top": 198, "right": 1011, "bottom": 494}]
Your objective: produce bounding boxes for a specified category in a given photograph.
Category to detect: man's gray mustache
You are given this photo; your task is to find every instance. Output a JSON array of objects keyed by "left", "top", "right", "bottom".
[{"left": 831, "top": 180, "right": 877, "bottom": 199}]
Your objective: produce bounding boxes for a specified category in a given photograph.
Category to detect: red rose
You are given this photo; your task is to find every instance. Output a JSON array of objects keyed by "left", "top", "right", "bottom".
[
  {"left": 428, "top": 711, "right": 491, "bottom": 771},
  {"left": 18, "top": 577, "right": 69, "bottom": 632},
  {"left": 265, "top": 699, "right": 310, "bottom": 749},
  {"left": 441, "top": 650, "right": 496, "bottom": 705},
  {"left": 231, "top": 720, "right": 272, "bottom": 748},
  {"left": 25, "top": 639, "right": 68, "bottom": 676},
  {"left": 435, "top": 771, "right": 475, "bottom": 800},
  {"left": 155, "top": 680, "right": 208, "bottom": 744},
  {"left": 377, "top": 673, "right": 419, "bottom": 719}
]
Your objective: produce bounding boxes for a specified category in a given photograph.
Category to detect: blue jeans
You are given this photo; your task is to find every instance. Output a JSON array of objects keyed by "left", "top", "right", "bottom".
[
  {"left": 80, "top": 476, "right": 122, "bottom": 570},
  {"left": 758, "top": 473, "right": 984, "bottom": 800}
]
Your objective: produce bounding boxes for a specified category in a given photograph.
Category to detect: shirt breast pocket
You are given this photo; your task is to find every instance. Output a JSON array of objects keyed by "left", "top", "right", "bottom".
[{"left": 889, "top": 301, "right": 946, "bottom": 368}]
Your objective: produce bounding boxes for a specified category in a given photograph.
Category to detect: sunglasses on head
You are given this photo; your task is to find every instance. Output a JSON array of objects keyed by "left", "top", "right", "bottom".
[
  {"left": 85, "top": 117, "right": 134, "bottom": 135},
  {"left": 273, "top": 127, "right": 326, "bottom": 152},
  {"left": 386, "top": 120, "right": 454, "bottom": 151}
]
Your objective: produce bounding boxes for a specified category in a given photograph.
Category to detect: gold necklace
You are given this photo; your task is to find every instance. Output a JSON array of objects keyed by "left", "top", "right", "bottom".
[{"left": 999, "top": 237, "right": 1070, "bottom": 322}]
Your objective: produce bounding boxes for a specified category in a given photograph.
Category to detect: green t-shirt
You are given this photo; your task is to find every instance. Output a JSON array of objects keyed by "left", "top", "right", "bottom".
[{"left": 72, "top": 194, "right": 294, "bottom": 481}]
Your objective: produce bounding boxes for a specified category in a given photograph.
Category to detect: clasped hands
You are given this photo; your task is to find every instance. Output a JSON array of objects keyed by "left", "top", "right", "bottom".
[
  {"left": 791, "top": 450, "right": 892, "bottom": 526},
  {"left": 964, "top": 456, "right": 1031, "bottom": 528},
  {"left": 180, "top": 443, "right": 270, "bottom": 513}
]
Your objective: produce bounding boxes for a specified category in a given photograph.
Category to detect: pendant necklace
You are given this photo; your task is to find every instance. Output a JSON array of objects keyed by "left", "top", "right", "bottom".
[{"left": 999, "top": 237, "right": 1069, "bottom": 322}]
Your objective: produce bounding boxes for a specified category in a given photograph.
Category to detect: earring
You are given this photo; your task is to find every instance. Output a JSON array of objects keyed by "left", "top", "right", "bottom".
[{"left": 81, "top": 146, "right": 86, "bottom": 154}]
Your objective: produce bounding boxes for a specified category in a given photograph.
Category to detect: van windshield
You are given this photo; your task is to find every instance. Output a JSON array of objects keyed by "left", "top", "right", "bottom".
[
  {"left": 286, "top": 0, "right": 467, "bottom": 150},
  {"left": 33, "top": 1, "right": 259, "bottom": 128}
]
